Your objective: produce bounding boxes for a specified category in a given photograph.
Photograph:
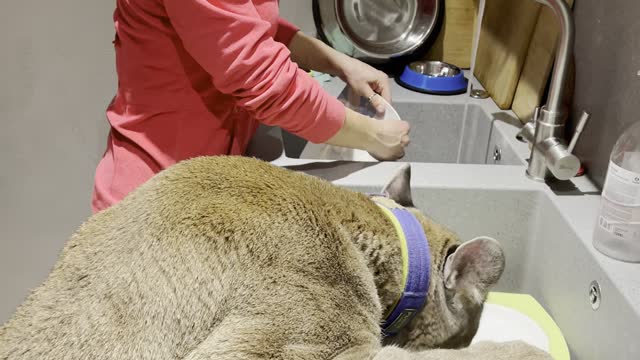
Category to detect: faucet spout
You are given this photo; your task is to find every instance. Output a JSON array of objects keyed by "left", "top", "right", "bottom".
[{"left": 535, "top": 0, "right": 574, "bottom": 118}]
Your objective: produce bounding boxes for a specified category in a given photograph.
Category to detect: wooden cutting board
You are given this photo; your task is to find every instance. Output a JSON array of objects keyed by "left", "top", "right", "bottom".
[
  {"left": 512, "top": 0, "right": 575, "bottom": 122},
  {"left": 472, "top": 0, "right": 541, "bottom": 109},
  {"left": 424, "top": 0, "right": 480, "bottom": 69}
]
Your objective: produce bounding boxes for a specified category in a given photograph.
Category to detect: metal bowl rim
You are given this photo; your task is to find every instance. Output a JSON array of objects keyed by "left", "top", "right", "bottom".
[
  {"left": 328, "top": 0, "right": 442, "bottom": 59},
  {"left": 407, "top": 60, "right": 462, "bottom": 77}
]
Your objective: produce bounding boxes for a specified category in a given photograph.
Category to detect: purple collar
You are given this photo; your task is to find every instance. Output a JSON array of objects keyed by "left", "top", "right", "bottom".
[{"left": 370, "top": 195, "right": 431, "bottom": 337}]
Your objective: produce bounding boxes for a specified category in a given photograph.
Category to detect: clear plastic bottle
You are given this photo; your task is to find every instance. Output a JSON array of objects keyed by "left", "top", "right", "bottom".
[{"left": 593, "top": 121, "right": 640, "bottom": 262}]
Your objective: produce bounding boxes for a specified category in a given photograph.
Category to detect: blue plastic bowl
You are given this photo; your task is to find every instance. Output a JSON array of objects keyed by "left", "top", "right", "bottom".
[{"left": 397, "top": 61, "right": 468, "bottom": 95}]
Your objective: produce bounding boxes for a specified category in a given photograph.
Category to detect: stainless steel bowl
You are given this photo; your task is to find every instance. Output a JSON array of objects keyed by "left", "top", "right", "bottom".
[
  {"left": 408, "top": 61, "right": 462, "bottom": 77},
  {"left": 314, "top": 0, "right": 441, "bottom": 62}
]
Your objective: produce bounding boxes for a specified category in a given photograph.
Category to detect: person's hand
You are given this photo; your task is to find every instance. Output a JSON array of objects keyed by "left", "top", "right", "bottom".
[
  {"left": 338, "top": 57, "right": 391, "bottom": 115},
  {"left": 287, "top": 32, "right": 391, "bottom": 113},
  {"left": 325, "top": 109, "right": 410, "bottom": 161},
  {"left": 366, "top": 119, "right": 411, "bottom": 161}
]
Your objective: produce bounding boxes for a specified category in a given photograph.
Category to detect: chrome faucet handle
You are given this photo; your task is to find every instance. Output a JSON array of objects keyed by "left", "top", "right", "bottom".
[
  {"left": 567, "top": 110, "right": 590, "bottom": 154},
  {"left": 543, "top": 110, "right": 589, "bottom": 180},
  {"left": 543, "top": 138, "right": 581, "bottom": 181}
]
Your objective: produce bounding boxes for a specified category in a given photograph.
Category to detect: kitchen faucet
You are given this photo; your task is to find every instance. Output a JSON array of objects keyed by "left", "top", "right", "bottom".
[{"left": 516, "top": 0, "right": 590, "bottom": 182}]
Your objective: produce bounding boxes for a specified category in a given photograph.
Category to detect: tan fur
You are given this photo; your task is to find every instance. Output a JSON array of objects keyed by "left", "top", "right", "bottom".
[{"left": 0, "top": 156, "right": 551, "bottom": 359}]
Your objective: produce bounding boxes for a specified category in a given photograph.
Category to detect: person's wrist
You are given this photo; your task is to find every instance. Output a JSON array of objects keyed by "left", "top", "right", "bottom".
[
  {"left": 327, "top": 108, "right": 377, "bottom": 151},
  {"left": 350, "top": 109, "right": 378, "bottom": 151},
  {"left": 329, "top": 51, "right": 354, "bottom": 81}
]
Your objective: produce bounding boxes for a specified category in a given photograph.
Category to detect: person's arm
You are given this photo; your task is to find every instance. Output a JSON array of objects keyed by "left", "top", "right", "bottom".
[
  {"left": 164, "top": 0, "right": 408, "bottom": 159},
  {"left": 286, "top": 31, "right": 409, "bottom": 158},
  {"left": 287, "top": 31, "right": 391, "bottom": 114},
  {"left": 278, "top": 22, "right": 408, "bottom": 158}
]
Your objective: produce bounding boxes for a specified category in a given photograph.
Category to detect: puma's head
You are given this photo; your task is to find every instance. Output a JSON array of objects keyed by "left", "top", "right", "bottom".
[{"left": 378, "top": 164, "right": 505, "bottom": 350}]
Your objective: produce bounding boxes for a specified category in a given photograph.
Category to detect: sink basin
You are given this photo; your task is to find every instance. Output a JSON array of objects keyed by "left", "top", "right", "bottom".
[
  {"left": 282, "top": 102, "right": 495, "bottom": 163},
  {"left": 250, "top": 102, "right": 528, "bottom": 166},
  {"left": 247, "top": 78, "right": 529, "bottom": 167},
  {"left": 278, "top": 161, "right": 639, "bottom": 360}
]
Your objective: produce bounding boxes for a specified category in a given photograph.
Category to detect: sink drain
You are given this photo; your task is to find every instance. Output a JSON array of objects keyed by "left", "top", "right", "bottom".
[
  {"left": 589, "top": 280, "right": 601, "bottom": 310},
  {"left": 469, "top": 84, "right": 489, "bottom": 99}
]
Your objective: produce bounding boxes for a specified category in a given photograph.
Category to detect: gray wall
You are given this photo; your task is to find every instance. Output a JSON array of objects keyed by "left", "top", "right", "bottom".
[
  {"left": 0, "top": 1, "right": 115, "bottom": 322},
  {"left": 571, "top": 0, "right": 640, "bottom": 189}
]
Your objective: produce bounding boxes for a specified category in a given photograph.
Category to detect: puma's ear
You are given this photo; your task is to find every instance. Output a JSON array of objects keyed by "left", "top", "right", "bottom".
[
  {"left": 443, "top": 237, "right": 505, "bottom": 304},
  {"left": 382, "top": 163, "right": 414, "bottom": 207}
]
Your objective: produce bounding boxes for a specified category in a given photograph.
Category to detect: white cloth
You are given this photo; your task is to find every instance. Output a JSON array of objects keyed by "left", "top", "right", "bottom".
[{"left": 472, "top": 303, "right": 550, "bottom": 353}]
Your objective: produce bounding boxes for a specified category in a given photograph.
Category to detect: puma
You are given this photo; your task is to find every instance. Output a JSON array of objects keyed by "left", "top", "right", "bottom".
[{"left": 0, "top": 156, "right": 551, "bottom": 359}]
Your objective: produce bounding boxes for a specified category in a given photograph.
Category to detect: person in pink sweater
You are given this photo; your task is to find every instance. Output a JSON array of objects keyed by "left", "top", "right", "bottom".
[{"left": 92, "top": 0, "right": 410, "bottom": 213}]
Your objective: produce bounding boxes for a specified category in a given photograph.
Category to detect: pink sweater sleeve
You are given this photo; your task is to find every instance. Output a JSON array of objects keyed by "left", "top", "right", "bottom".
[
  {"left": 275, "top": 17, "right": 299, "bottom": 45},
  {"left": 164, "top": 0, "right": 345, "bottom": 143}
]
